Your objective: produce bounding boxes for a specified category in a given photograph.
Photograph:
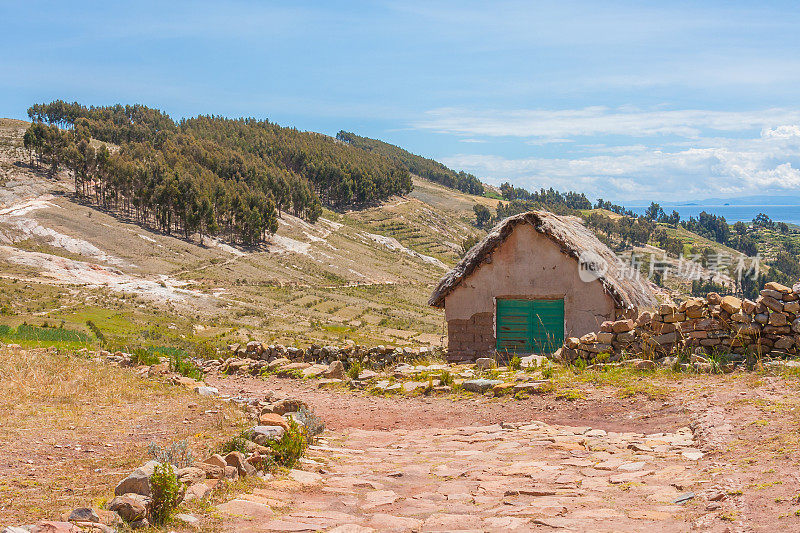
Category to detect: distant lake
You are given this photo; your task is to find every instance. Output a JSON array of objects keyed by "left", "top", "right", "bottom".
[{"left": 628, "top": 205, "right": 800, "bottom": 226}]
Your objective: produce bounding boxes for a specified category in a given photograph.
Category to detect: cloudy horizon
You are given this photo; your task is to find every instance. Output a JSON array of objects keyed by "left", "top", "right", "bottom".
[{"left": 3, "top": 1, "right": 800, "bottom": 203}]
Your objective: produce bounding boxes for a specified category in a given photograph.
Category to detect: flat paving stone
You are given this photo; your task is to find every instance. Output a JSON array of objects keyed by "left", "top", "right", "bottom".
[{"left": 220, "top": 419, "right": 708, "bottom": 532}]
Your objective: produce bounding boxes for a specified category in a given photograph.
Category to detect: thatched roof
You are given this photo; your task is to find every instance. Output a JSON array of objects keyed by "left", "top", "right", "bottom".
[{"left": 429, "top": 210, "right": 657, "bottom": 311}]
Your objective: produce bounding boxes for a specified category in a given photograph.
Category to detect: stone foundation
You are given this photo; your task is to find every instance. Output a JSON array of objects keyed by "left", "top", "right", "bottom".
[{"left": 446, "top": 312, "right": 495, "bottom": 363}]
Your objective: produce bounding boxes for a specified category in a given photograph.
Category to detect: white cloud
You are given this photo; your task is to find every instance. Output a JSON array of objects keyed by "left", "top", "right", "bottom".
[
  {"left": 418, "top": 104, "right": 800, "bottom": 201},
  {"left": 762, "top": 125, "right": 800, "bottom": 139},
  {"left": 414, "top": 106, "right": 800, "bottom": 140},
  {"left": 440, "top": 127, "right": 800, "bottom": 202}
]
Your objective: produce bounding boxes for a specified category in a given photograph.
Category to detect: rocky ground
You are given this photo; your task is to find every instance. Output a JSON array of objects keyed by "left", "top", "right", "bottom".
[
  {"left": 218, "top": 421, "right": 707, "bottom": 533},
  {"left": 5, "top": 344, "right": 800, "bottom": 532},
  {"left": 204, "top": 370, "right": 800, "bottom": 532}
]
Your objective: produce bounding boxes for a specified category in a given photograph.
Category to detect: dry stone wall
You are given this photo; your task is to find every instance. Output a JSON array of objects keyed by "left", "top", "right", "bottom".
[
  {"left": 559, "top": 282, "right": 800, "bottom": 363},
  {"left": 220, "top": 341, "right": 439, "bottom": 374}
]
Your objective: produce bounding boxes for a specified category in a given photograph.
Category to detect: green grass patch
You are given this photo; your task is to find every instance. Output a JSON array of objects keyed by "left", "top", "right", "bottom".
[{"left": 0, "top": 323, "right": 94, "bottom": 350}]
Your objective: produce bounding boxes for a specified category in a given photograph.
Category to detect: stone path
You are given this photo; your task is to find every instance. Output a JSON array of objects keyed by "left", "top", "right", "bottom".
[{"left": 219, "top": 421, "right": 728, "bottom": 532}]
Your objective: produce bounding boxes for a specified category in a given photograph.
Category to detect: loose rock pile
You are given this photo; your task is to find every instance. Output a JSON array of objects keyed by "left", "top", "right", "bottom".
[
  {"left": 561, "top": 282, "right": 800, "bottom": 364},
  {"left": 209, "top": 341, "right": 439, "bottom": 377}
]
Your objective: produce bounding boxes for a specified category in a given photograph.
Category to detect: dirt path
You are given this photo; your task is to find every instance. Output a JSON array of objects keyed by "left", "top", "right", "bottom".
[
  {"left": 206, "top": 373, "right": 800, "bottom": 532},
  {"left": 207, "top": 374, "right": 689, "bottom": 435}
]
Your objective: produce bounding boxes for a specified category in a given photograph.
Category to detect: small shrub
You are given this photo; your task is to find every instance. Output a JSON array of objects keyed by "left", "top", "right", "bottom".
[
  {"left": 131, "top": 348, "right": 160, "bottom": 366},
  {"left": 541, "top": 365, "right": 554, "bottom": 379},
  {"left": 509, "top": 356, "right": 522, "bottom": 371},
  {"left": 268, "top": 418, "right": 307, "bottom": 468},
  {"left": 218, "top": 430, "right": 251, "bottom": 455},
  {"left": 347, "top": 361, "right": 362, "bottom": 380},
  {"left": 85, "top": 320, "right": 106, "bottom": 345},
  {"left": 294, "top": 406, "right": 325, "bottom": 443},
  {"left": 555, "top": 388, "right": 586, "bottom": 401},
  {"left": 149, "top": 462, "right": 181, "bottom": 526},
  {"left": 148, "top": 439, "right": 195, "bottom": 468},
  {"left": 169, "top": 352, "right": 204, "bottom": 381},
  {"left": 439, "top": 370, "right": 454, "bottom": 387},
  {"left": 249, "top": 453, "right": 275, "bottom": 472}
]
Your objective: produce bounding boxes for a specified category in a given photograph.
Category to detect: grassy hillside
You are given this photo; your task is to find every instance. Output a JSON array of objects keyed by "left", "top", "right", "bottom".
[
  {"left": 337, "top": 130, "right": 484, "bottom": 195},
  {"left": 0, "top": 118, "right": 494, "bottom": 353}
]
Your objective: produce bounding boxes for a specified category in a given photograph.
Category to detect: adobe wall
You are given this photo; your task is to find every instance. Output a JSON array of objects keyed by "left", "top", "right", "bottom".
[{"left": 444, "top": 224, "right": 618, "bottom": 361}]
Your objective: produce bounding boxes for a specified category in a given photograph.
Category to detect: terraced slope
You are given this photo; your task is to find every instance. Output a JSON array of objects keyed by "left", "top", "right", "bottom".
[{"left": 0, "top": 118, "right": 492, "bottom": 350}]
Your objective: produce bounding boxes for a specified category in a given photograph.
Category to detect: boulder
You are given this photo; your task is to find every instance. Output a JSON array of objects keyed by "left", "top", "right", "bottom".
[
  {"left": 184, "top": 482, "right": 213, "bottom": 502},
  {"left": 168, "top": 514, "right": 199, "bottom": 532},
  {"left": 193, "top": 461, "right": 224, "bottom": 479},
  {"left": 301, "top": 364, "right": 328, "bottom": 378},
  {"left": 114, "top": 460, "right": 162, "bottom": 497},
  {"left": 225, "top": 451, "right": 256, "bottom": 477},
  {"left": 659, "top": 303, "right": 678, "bottom": 315},
  {"left": 176, "top": 466, "right": 206, "bottom": 485},
  {"left": 279, "top": 362, "right": 311, "bottom": 373},
  {"left": 29, "top": 522, "right": 80, "bottom": 533},
  {"left": 720, "top": 296, "right": 742, "bottom": 314},
  {"left": 252, "top": 425, "right": 286, "bottom": 442},
  {"left": 762, "top": 289, "right": 785, "bottom": 300},
  {"left": 765, "top": 282, "right": 791, "bottom": 294},
  {"left": 203, "top": 454, "right": 228, "bottom": 470},
  {"left": 194, "top": 385, "right": 218, "bottom": 396},
  {"left": 474, "top": 357, "right": 495, "bottom": 370},
  {"left": 322, "top": 360, "right": 345, "bottom": 379},
  {"left": 632, "top": 359, "right": 656, "bottom": 370},
  {"left": 462, "top": 379, "right": 503, "bottom": 393},
  {"left": 259, "top": 412, "right": 289, "bottom": 430},
  {"left": 759, "top": 295, "right": 784, "bottom": 313},
  {"left": 663, "top": 312, "right": 686, "bottom": 323},
  {"left": 514, "top": 381, "right": 550, "bottom": 393},
  {"left": 769, "top": 312, "right": 788, "bottom": 326},
  {"left": 271, "top": 398, "right": 307, "bottom": 415},
  {"left": 224, "top": 465, "right": 239, "bottom": 481},
  {"left": 65, "top": 508, "right": 99, "bottom": 523},
  {"left": 784, "top": 301, "right": 800, "bottom": 314},
  {"left": 596, "top": 332, "right": 614, "bottom": 344},
  {"left": 736, "top": 324, "right": 761, "bottom": 336},
  {"left": 267, "top": 358, "right": 291, "bottom": 371},
  {"left": 741, "top": 299, "right": 757, "bottom": 314},
  {"left": 774, "top": 336, "right": 796, "bottom": 351},
  {"left": 564, "top": 337, "right": 580, "bottom": 349},
  {"left": 107, "top": 494, "right": 148, "bottom": 523},
  {"left": 730, "top": 312, "right": 750, "bottom": 323},
  {"left": 611, "top": 319, "right": 635, "bottom": 333}
]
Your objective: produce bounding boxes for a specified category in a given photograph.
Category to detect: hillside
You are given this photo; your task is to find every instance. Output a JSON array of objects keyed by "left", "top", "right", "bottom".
[
  {"left": 5, "top": 114, "right": 790, "bottom": 355},
  {"left": 336, "top": 130, "right": 485, "bottom": 195},
  {"left": 0, "top": 118, "right": 490, "bottom": 352}
]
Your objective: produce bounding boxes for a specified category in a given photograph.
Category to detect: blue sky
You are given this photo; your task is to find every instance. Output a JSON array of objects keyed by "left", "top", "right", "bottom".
[{"left": 3, "top": 1, "right": 800, "bottom": 203}]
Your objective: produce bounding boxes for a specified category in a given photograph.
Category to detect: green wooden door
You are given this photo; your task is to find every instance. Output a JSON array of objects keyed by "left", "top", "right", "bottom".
[{"left": 496, "top": 298, "right": 564, "bottom": 354}]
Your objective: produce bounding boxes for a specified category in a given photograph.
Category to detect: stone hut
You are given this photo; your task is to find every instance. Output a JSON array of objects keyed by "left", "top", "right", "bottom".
[{"left": 429, "top": 211, "right": 658, "bottom": 362}]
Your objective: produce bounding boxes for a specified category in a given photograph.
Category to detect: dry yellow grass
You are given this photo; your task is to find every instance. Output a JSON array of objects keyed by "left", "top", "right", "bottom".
[{"left": 0, "top": 346, "right": 248, "bottom": 525}]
